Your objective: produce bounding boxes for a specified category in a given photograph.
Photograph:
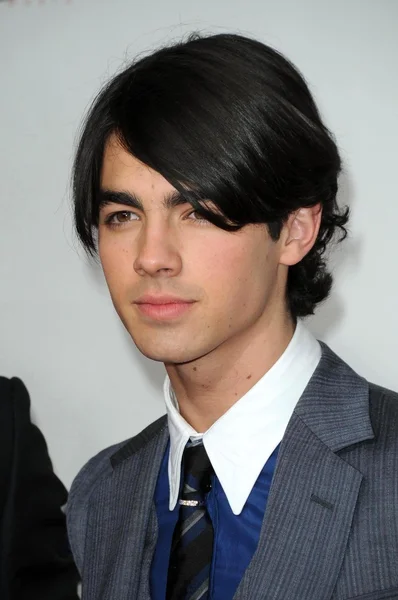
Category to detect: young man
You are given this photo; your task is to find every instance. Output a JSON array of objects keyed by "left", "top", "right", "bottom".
[{"left": 67, "top": 33, "right": 398, "bottom": 600}]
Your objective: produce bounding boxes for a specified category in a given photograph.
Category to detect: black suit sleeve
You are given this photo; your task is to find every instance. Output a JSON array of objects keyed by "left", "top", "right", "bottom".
[{"left": 0, "top": 377, "right": 80, "bottom": 600}]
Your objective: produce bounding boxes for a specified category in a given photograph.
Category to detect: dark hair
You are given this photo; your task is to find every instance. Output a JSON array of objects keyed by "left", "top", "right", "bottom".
[{"left": 73, "top": 32, "right": 348, "bottom": 318}]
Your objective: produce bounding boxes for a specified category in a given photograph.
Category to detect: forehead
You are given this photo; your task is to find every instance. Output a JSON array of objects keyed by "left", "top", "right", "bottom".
[{"left": 101, "top": 135, "right": 174, "bottom": 197}]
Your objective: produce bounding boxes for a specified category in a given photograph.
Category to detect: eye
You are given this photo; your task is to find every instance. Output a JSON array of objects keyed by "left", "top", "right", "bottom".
[
  {"left": 104, "top": 211, "right": 138, "bottom": 227},
  {"left": 185, "top": 209, "right": 209, "bottom": 224}
]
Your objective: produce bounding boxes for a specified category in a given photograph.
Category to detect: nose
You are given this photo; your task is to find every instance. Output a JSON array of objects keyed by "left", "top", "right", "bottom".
[{"left": 133, "top": 223, "right": 182, "bottom": 278}]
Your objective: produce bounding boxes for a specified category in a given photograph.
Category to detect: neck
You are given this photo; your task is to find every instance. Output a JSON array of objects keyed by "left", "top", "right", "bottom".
[{"left": 165, "top": 311, "right": 295, "bottom": 432}]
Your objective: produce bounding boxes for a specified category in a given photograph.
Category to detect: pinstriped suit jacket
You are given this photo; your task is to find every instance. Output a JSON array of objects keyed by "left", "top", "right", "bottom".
[{"left": 67, "top": 343, "right": 398, "bottom": 600}]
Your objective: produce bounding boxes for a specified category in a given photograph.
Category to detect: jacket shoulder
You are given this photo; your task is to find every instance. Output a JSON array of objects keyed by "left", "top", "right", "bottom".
[
  {"left": 0, "top": 377, "right": 30, "bottom": 504},
  {"left": 368, "top": 381, "right": 398, "bottom": 437},
  {"left": 0, "top": 376, "right": 12, "bottom": 399},
  {"left": 369, "top": 381, "right": 398, "bottom": 401},
  {"left": 66, "top": 415, "right": 167, "bottom": 574},
  {"left": 0, "top": 376, "right": 30, "bottom": 412}
]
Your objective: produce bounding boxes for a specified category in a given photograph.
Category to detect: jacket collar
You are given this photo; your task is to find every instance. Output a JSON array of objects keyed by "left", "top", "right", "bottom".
[
  {"left": 293, "top": 341, "right": 374, "bottom": 452},
  {"left": 110, "top": 415, "right": 167, "bottom": 468}
]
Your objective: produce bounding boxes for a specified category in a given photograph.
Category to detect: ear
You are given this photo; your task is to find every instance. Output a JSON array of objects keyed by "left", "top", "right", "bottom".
[{"left": 279, "top": 204, "right": 322, "bottom": 267}]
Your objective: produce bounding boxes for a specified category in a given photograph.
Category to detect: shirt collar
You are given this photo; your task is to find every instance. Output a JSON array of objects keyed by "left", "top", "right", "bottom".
[{"left": 163, "top": 320, "right": 321, "bottom": 515}]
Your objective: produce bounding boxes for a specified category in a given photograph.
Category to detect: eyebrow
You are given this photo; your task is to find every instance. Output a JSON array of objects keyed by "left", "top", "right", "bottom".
[{"left": 98, "top": 189, "right": 189, "bottom": 211}]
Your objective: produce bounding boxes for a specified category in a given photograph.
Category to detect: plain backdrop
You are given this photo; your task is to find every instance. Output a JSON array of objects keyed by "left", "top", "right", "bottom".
[{"left": 0, "top": 0, "right": 397, "bottom": 489}]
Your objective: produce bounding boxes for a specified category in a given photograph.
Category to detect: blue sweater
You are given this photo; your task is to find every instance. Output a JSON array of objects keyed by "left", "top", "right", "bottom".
[{"left": 151, "top": 442, "right": 279, "bottom": 599}]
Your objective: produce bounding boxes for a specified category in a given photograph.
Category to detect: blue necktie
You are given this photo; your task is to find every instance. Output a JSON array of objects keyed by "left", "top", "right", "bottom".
[{"left": 166, "top": 443, "right": 214, "bottom": 600}]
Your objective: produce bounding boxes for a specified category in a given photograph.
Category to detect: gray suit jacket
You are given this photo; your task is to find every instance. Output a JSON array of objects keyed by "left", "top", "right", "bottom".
[{"left": 67, "top": 343, "right": 398, "bottom": 600}]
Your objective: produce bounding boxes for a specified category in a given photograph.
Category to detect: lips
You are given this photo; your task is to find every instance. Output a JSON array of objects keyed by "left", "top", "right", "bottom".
[
  {"left": 134, "top": 295, "right": 196, "bottom": 320},
  {"left": 135, "top": 295, "right": 194, "bottom": 305}
]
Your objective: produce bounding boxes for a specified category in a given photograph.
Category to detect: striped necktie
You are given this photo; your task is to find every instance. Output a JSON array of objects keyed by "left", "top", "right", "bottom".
[{"left": 166, "top": 442, "right": 214, "bottom": 600}]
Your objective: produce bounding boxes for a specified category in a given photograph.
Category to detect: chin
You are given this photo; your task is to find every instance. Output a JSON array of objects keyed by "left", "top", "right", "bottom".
[
  {"left": 132, "top": 339, "right": 204, "bottom": 365},
  {"left": 124, "top": 318, "right": 218, "bottom": 365}
]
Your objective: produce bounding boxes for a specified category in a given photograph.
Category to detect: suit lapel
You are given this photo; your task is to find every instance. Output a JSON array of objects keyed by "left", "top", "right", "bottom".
[
  {"left": 83, "top": 417, "right": 168, "bottom": 600},
  {"left": 235, "top": 414, "right": 364, "bottom": 600},
  {"left": 235, "top": 343, "right": 374, "bottom": 600}
]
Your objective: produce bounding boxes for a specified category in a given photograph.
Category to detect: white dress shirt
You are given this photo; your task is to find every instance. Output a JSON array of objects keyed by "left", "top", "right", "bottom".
[{"left": 164, "top": 320, "right": 321, "bottom": 516}]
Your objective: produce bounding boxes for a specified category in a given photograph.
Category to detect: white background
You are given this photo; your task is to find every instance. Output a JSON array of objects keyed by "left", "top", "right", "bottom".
[{"left": 0, "top": 0, "right": 397, "bottom": 489}]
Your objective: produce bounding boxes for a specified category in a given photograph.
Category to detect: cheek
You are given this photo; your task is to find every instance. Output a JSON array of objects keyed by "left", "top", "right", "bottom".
[
  {"left": 99, "top": 238, "right": 133, "bottom": 291},
  {"left": 195, "top": 238, "right": 271, "bottom": 304}
]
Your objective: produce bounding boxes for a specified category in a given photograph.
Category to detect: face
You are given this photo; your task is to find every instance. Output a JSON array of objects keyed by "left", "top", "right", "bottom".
[{"left": 98, "top": 136, "right": 290, "bottom": 365}]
